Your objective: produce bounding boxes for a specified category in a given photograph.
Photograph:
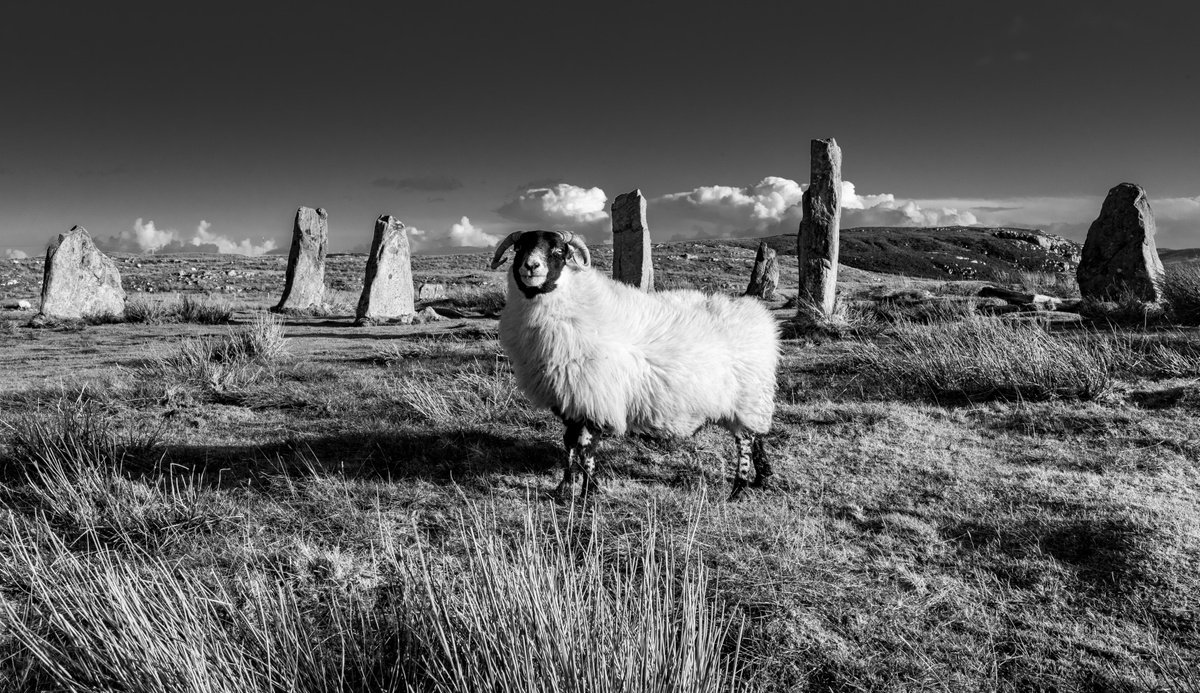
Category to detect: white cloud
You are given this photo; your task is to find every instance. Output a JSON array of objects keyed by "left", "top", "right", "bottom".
[
  {"left": 496, "top": 183, "right": 609, "bottom": 236},
  {"left": 97, "top": 219, "right": 277, "bottom": 255},
  {"left": 648, "top": 177, "right": 978, "bottom": 240},
  {"left": 448, "top": 216, "right": 501, "bottom": 247},
  {"left": 4, "top": 249, "right": 28, "bottom": 260}
]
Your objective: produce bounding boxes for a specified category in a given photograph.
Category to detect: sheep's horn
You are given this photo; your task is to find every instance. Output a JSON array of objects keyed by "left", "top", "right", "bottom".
[
  {"left": 554, "top": 230, "right": 591, "bottom": 267},
  {"left": 490, "top": 231, "right": 523, "bottom": 269}
]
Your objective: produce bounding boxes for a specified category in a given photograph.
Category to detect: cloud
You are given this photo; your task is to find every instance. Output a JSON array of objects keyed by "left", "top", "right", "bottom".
[
  {"left": 648, "top": 177, "right": 977, "bottom": 240},
  {"left": 97, "top": 219, "right": 278, "bottom": 255},
  {"left": 496, "top": 183, "right": 609, "bottom": 237},
  {"left": 4, "top": 249, "right": 28, "bottom": 259},
  {"left": 448, "top": 216, "right": 501, "bottom": 247},
  {"left": 371, "top": 175, "right": 463, "bottom": 192}
]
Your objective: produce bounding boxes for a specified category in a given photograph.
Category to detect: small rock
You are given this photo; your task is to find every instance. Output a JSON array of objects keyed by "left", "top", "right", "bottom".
[
  {"left": 414, "top": 306, "right": 448, "bottom": 323},
  {"left": 17, "top": 299, "right": 33, "bottom": 311},
  {"left": 417, "top": 282, "right": 446, "bottom": 301}
]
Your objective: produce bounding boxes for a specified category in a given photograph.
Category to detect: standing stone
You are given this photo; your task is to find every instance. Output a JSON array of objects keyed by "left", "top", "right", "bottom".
[
  {"left": 356, "top": 215, "right": 414, "bottom": 324},
  {"left": 611, "top": 189, "right": 654, "bottom": 290},
  {"left": 744, "top": 241, "right": 779, "bottom": 300},
  {"left": 1077, "top": 183, "right": 1165, "bottom": 301},
  {"left": 273, "top": 207, "right": 328, "bottom": 313},
  {"left": 796, "top": 138, "right": 842, "bottom": 316},
  {"left": 39, "top": 226, "right": 126, "bottom": 319}
]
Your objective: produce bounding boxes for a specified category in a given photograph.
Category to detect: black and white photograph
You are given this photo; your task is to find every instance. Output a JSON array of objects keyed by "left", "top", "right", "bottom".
[{"left": 1, "top": 2, "right": 1198, "bottom": 690}]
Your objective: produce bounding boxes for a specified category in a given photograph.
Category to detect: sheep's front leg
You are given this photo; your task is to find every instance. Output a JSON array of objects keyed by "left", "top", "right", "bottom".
[
  {"left": 728, "top": 432, "right": 755, "bottom": 501},
  {"left": 558, "top": 420, "right": 600, "bottom": 500}
]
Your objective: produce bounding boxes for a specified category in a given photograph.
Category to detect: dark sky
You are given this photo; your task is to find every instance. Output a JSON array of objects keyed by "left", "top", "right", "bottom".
[{"left": 3, "top": 1, "right": 1199, "bottom": 254}]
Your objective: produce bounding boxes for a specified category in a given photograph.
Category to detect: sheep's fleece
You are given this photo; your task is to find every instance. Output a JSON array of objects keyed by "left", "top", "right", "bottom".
[{"left": 499, "top": 253, "right": 779, "bottom": 438}]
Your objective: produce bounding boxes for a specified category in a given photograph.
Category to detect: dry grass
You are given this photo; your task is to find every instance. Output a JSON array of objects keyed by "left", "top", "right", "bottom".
[
  {"left": 851, "top": 317, "right": 1114, "bottom": 402},
  {"left": 124, "top": 294, "right": 234, "bottom": 324},
  {"left": 1162, "top": 263, "right": 1200, "bottom": 325}
]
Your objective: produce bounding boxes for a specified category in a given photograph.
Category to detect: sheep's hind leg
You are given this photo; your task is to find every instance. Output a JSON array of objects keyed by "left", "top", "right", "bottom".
[
  {"left": 750, "top": 435, "right": 773, "bottom": 488},
  {"left": 728, "top": 431, "right": 754, "bottom": 501}
]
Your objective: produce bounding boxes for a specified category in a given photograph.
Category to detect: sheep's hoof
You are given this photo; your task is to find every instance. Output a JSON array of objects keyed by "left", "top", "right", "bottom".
[
  {"left": 580, "top": 478, "right": 603, "bottom": 499},
  {"left": 727, "top": 479, "right": 750, "bottom": 502},
  {"left": 750, "top": 473, "right": 773, "bottom": 490},
  {"left": 552, "top": 481, "right": 575, "bottom": 504}
]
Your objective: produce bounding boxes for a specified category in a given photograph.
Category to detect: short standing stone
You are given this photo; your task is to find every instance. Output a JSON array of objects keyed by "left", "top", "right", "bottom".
[
  {"left": 744, "top": 241, "right": 779, "bottom": 300},
  {"left": 417, "top": 282, "right": 446, "bottom": 301},
  {"left": 611, "top": 189, "right": 654, "bottom": 290},
  {"left": 356, "top": 215, "right": 414, "bottom": 323},
  {"left": 1077, "top": 183, "right": 1165, "bottom": 301},
  {"left": 273, "top": 206, "right": 328, "bottom": 312},
  {"left": 796, "top": 138, "right": 842, "bottom": 316},
  {"left": 38, "top": 226, "right": 126, "bottom": 319}
]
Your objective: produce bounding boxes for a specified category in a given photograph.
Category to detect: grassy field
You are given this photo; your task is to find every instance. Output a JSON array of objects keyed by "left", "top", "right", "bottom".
[{"left": 0, "top": 241, "right": 1198, "bottom": 691}]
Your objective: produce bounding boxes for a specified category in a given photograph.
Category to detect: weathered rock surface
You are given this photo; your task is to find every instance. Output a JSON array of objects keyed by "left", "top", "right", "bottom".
[
  {"left": 990, "top": 228, "right": 1081, "bottom": 269},
  {"left": 417, "top": 282, "right": 446, "bottom": 301},
  {"left": 39, "top": 226, "right": 126, "bottom": 319},
  {"left": 273, "top": 207, "right": 328, "bottom": 312},
  {"left": 1077, "top": 183, "right": 1164, "bottom": 301},
  {"left": 744, "top": 241, "right": 778, "bottom": 299},
  {"left": 414, "top": 306, "right": 448, "bottom": 323},
  {"left": 977, "top": 286, "right": 1062, "bottom": 310},
  {"left": 797, "top": 138, "right": 842, "bottom": 316},
  {"left": 611, "top": 190, "right": 654, "bottom": 290},
  {"left": 356, "top": 215, "right": 414, "bottom": 324}
]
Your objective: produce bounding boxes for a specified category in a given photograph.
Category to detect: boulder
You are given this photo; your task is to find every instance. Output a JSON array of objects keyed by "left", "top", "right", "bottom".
[
  {"left": 38, "top": 226, "right": 126, "bottom": 319},
  {"left": 417, "top": 282, "right": 447, "bottom": 301},
  {"left": 17, "top": 299, "right": 33, "bottom": 311},
  {"left": 273, "top": 207, "right": 328, "bottom": 312},
  {"left": 356, "top": 215, "right": 414, "bottom": 324},
  {"left": 797, "top": 138, "right": 842, "bottom": 316},
  {"left": 744, "top": 241, "right": 779, "bottom": 299},
  {"left": 1077, "top": 183, "right": 1164, "bottom": 301},
  {"left": 611, "top": 189, "right": 654, "bottom": 290},
  {"left": 413, "top": 306, "right": 448, "bottom": 323}
]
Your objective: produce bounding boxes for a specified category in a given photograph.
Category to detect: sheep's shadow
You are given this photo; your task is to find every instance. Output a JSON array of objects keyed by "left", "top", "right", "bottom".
[{"left": 155, "top": 428, "right": 560, "bottom": 487}]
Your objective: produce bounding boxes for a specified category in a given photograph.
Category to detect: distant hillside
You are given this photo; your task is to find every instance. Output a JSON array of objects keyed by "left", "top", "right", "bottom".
[
  {"left": 740, "top": 226, "right": 1082, "bottom": 281},
  {"left": 1159, "top": 248, "right": 1200, "bottom": 264}
]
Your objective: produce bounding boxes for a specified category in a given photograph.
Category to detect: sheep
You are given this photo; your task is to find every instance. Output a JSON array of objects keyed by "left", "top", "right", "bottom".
[{"left": 490, "top": 229, "right": 779, "bottom": 501}]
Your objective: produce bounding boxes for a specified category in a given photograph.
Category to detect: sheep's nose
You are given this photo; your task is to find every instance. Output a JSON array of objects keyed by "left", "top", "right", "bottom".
[{"left": 523, "top": 258, "right": 543, "bottom": 271}]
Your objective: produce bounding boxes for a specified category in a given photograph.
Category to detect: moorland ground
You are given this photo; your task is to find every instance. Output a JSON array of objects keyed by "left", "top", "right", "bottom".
[{"left": 0, "top": 237, "right": 1198, "bottom": 691}]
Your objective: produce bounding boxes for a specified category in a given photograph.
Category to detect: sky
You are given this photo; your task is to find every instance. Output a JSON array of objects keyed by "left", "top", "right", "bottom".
[{"left": 2, "top": 1, "right": 1199, "bottom": 258}]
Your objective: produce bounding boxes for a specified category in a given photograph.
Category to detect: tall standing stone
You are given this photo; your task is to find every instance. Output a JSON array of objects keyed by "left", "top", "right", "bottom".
[
  {"left": 273, "top": 206, "right": 328, "bottom": 313},
  {"left": 796, "top": 138, "right": 842, "bottom": 316},
  {"left": 611, "top": 189, "right": 654, "bottom": 291},
  {"left": 1077, "top": 183, "right": 1164, "bottom": 302},
  {"left": 356, "top": 215, "right": 414, "bottom": 324},
  {"left": 39, "top": 226, "right": 126, "bottom": 319},
  {"left": 744, "top": 241, "right": 779, "bottom": 300}
]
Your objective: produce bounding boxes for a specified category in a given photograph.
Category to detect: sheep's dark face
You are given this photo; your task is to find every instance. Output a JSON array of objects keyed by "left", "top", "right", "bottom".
[{"left": 511, "top": 231, "right": 572, "bottom": 298}]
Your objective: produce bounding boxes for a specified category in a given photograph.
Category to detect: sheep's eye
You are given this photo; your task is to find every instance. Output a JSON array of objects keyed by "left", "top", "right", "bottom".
[{"left": 552, "top": 248, "right": 565, "bottom": 256}]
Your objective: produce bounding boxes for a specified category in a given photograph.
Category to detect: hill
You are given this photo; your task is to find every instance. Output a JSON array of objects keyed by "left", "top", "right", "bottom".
[
  {"left": 747, "top": 226, "right": 1081, "bottom": 281},
  {"left": 1160, "top": 248, "right": 1200, "bottom": 264}
]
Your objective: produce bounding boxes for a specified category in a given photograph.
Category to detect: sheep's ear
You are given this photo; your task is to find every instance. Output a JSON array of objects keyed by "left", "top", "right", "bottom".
[{"left": 490, "top": 232, "right": 522, "bottom": 269}]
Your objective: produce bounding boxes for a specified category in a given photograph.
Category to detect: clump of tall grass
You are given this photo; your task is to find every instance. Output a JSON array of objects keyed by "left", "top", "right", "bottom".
[
  {"left": 789, "top": 297, "right": 881, "bottom": 339},
  {"left": 405, "top": 507, "right": 745, "bottom": 692},
  {"left": 1161, "top": 263, "right": 1200, "bottom": 325},
  {"left": 386, "top": 359, "right": 520, "bottom": 423},
  {"left": 0, "top": 502, "right": 744, "bottom": 692},
  {"left": 125, "top": 295, "right": 234, "bottom": 325},
  {"left": 992, "top": 268, "right": 1080, "bottom": 298},
  {"left": 852, "top": 317, "right": 1114, "bottom": 402},
  {"left": 0, "top": 396, "right": 212, "bottom": 552},
  {"left": 145, "top": 312, "right": 289, "bottom": 396}
]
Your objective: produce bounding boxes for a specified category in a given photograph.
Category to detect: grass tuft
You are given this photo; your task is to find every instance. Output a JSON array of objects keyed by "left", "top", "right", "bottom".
[{"left": 1161, "top": 263, "right": 1200, "bottom": 325}]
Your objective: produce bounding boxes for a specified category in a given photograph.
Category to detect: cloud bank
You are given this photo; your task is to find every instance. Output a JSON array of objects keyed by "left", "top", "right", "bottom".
[
  {"left": 648, "top": 177, "right": 977, "bottom": 240},
  {"left": 496, "top": 183, "right": 609, "bottom": 238},
  {"left": 399, "top": 216, "right": 503, "bottom": 255},
  {"left": 4, "top": 249, "right": 28, "bottom": 260},
  {"left": 97, "top": 219, "right": 279, "bottom": 255}
]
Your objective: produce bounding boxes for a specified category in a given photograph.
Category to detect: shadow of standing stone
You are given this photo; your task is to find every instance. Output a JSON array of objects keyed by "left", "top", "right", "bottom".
[
  {"left": 273, "top": 207, "right": 328, "bottom": 313},
  {"left": 1077, "top": 183, "right": 1164, "bottom": 302},
  {"left": 356, "top": 215, "right": 414, "bottom": 325},
  {"left": 38, "top": 225, "right": 126, "bottom": 320}
]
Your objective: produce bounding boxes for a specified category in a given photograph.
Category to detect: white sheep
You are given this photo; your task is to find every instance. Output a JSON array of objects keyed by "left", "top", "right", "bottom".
[{"left": 491, "top": 229, "right": 779, "bottom": 501}]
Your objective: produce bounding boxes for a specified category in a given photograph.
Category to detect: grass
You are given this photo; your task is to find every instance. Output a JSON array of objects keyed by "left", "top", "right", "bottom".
[
  {"left": 125, "top": 294, "right": 235, "bottom": 324},
  {"left": 850, "top": 317, "right": 1115, "bottom": 402},
  {"left": 1163, "top": 263, "right": 1200, "bottom": 325},
  {"left": 141, "top": 312, "right": 289, "bottom": 399}
]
